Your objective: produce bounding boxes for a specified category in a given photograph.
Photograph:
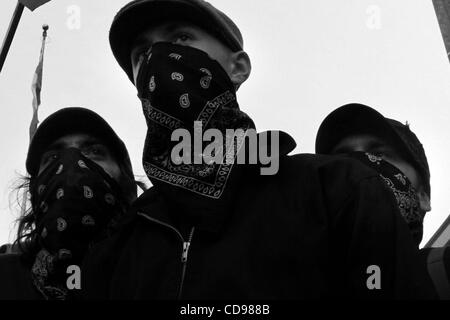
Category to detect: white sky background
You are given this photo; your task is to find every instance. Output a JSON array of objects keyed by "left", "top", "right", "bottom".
[{"left": 0, "top": 0, "right": 449, "bottom": 248}]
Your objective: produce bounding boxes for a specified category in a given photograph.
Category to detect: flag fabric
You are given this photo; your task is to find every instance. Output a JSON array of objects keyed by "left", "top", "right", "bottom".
[
  {"left": 30, "top": 27, "right": 48, "bottom": 140},
  {"left": 433, "top": 0, "right": 450, "bottom": 62},
  {"left": 18, "top": 0, "right": 51, "bottom": 11}
]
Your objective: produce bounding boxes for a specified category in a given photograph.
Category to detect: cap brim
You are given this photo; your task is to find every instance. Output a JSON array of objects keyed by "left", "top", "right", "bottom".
[
  {"left": 315, "top": 103, "right": 405, "bottom": 154},
  {"left": 109, "top": 0, "right": 243, "bottom": 83},
  {"left": 26, "top": 107, "right": 130, "bottom": 176},
  {"left": 316, "top": 103, "right": 431, "bottom": 197}
]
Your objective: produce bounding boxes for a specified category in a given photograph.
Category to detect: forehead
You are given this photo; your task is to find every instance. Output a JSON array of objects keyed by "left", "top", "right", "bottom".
[
  {"left": 48, "top": 133, "right": 104, "bottom": 149},
  {"left": 333, "top": 134, "right": 388, "bottom": 151},
  {"left": 132, "top": 19, "right": 215, "bottom": 46},
  {"left": 339, "top": 134, "right": 385, "bottom": 145}
]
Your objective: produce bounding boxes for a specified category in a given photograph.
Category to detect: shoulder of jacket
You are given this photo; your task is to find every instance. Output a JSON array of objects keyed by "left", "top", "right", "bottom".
[
  {"left": 0, "top": 252, "right": 27, "bottom": 273},
  {"left": 280, "top": 153, "right": 380, "bottom": 183}
]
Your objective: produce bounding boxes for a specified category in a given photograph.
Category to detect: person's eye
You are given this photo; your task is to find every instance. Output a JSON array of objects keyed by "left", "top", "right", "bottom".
[
  {"left": 132, "top": 51, "right": 143, "bottom": 65},
  {"left": 132, "top": 51, "right": 142, "bottom": 62},
  {"left": 174, "top": 32, "right": 192, "bottom": 43},
  {"left": 39, "top": 151, "right": 58, "bottom": 168},
  {"left": 132, "top": 45, "right": 150, "bottom": 63},
  {"left": 82, "top": 145, "right": 108, "bottom": 159}
]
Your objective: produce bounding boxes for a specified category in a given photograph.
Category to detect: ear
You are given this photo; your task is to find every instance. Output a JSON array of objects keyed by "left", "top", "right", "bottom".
[
  {"left": 228, "top": 51, "right": 251, "bottom": 90},
  {"left": 417, "top": 189, "right": 431, "bottom": 212}
]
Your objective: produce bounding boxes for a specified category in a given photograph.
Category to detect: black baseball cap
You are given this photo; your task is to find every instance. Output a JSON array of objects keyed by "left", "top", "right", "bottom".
[
  {"left": 26, "top": 107, "right": 133, "bottom": 179},
  {"left": 315, "top": 103, "right": 430, "bottom": 196},
  {"left": 109, "top": 0, "right": 244, "bottom": 83}
]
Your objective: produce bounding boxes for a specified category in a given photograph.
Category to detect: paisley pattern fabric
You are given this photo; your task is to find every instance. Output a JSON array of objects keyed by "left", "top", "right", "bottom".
[
  {"left": 135, "top": 42, "right": 255, "bottom": 199},
  {"left": 30, "top": 148, "right": 127, "bottom": 300},
  {"left": 347, "top": 152, "right": 424, "bottom": 245}
]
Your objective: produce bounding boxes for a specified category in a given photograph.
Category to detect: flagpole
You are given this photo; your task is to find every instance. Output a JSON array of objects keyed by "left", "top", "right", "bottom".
[
  {"left": 21, "top": 23, "right": 49, "bottom": 219},
  {"left": 29, "top": 24, "right": 48, "bottom": 140},
  {"left": 0, "top": 2, "right": 25, "bottom": 74}
]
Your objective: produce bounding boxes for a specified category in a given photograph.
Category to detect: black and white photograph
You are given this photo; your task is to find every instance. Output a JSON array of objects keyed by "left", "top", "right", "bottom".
[{"left": 0, "top": 0, "right": 450, "bottom": 307}]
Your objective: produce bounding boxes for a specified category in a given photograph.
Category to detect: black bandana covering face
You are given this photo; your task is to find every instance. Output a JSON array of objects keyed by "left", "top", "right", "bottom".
[
  {"left": 30, "top": 148, "right": 127, "bottom": 300},
  {"left": 135, "top": 42, "right": 255, "bottom": 200},
  {"left": 346, "top": 152, "right": 424, "bottom": 245}
]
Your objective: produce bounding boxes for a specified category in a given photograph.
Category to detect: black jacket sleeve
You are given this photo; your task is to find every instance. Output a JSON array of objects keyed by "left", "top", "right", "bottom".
[
  {"left": 331, "top": 175, "right": 437, "bottom": 299},
  {"left": 0, "top": 254, "right": 42, "bottom": 300}
]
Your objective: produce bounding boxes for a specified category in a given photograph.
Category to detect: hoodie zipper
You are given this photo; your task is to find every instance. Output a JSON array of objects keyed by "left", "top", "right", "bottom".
[{"left": 137, "top": 212, "right": 195, "bottom": 299}]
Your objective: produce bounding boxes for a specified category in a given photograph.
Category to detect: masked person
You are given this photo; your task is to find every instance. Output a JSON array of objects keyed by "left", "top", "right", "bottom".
[
  {"left": 315, "top": 103, "right": 450, "bottom": 299},
  {"left": 315, "top": 103, "right": 431, "bottom": 247},
  {"left": 81, "top": 0, "right": 436, "bottom": 299},
  {"left": 0, "top": 107, "right": 137, "bottom": 300}
]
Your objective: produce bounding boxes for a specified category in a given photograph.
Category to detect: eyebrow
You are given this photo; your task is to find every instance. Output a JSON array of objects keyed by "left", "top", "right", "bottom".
[
  {"left": 131, "top": 37, "right": 148, "bottom": 54},
  {"left": 133, "top": 22, "right": 194, "bottom": 48},
  {"left": 365, "top": 139, "right": 385, "bottom": 149},
  {"left": 331, "top": 137, "right": 386, "bottom": 154},
  {"left": 331, "top": 145, "right": 352, "bottom": 154},
  {"left": 45, "top": 140, "right": 65, "bottom": 152},
  {"left": 164, "top": 22, "right": 184, "bottom": 33},
  {"left": 46, "top": 136, "right": 105, "bottom": 152}
]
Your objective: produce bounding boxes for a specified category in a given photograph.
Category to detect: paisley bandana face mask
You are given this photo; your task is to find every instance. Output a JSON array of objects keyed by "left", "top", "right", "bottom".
[
  {"left": 135, "top": 42, "right": 255, "bottom": 199},
  {"left": 347, "top": 152, "right": 424, "bottom": 245},
  {"left": 30, "top": 148, "right": 127, "bottom": 300}
]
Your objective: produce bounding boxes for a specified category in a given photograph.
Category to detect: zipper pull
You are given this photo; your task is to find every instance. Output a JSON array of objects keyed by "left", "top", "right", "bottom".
[{"left": 181, "top": 241, "right": 191, "bottom": 263}]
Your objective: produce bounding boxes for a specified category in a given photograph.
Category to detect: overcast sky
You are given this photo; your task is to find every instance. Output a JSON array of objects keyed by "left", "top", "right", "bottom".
[{"left": 0, "top": 0, "right": 449, "bottom": 248}]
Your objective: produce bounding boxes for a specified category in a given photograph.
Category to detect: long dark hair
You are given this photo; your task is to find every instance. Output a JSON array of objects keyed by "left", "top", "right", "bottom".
[
  {"left": 11, "top": 175, "right": 38, "bottom": 261},
  {"left": 12, "top": 161, "right": 143, "bottom": 261}
]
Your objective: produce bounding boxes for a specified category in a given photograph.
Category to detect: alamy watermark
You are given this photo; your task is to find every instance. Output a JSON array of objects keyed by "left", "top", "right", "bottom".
[
  {"left": 66, "top": 265, "right": 81, "bottom": 290},
  {"left": 366, "top": 265, "right": 381, "bottom": 290},
  {"left": 66, "top": 5, "right": 81, "bottom": 30},
  {"left": 366, "top": 5, "right": 382, "bottom": 30},
  {"left": 170, "top": 121, "right": 280, "bottom": 175}
]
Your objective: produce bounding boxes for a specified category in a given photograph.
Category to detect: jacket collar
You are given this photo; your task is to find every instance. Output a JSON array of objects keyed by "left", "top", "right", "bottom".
[{"left": 133, "top": 131, "right": 297, "bottom": 235}]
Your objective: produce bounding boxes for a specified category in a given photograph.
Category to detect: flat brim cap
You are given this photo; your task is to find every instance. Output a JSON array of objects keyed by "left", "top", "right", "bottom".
[
  {"left": 315, "top": 103, "right": 430, "bottom": 196},
  {"left": 26, "top": 107, "right": 133, "bottom": 179},
  {"left": 109, "top": 0, "right": 244, "bottom": 83}
]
